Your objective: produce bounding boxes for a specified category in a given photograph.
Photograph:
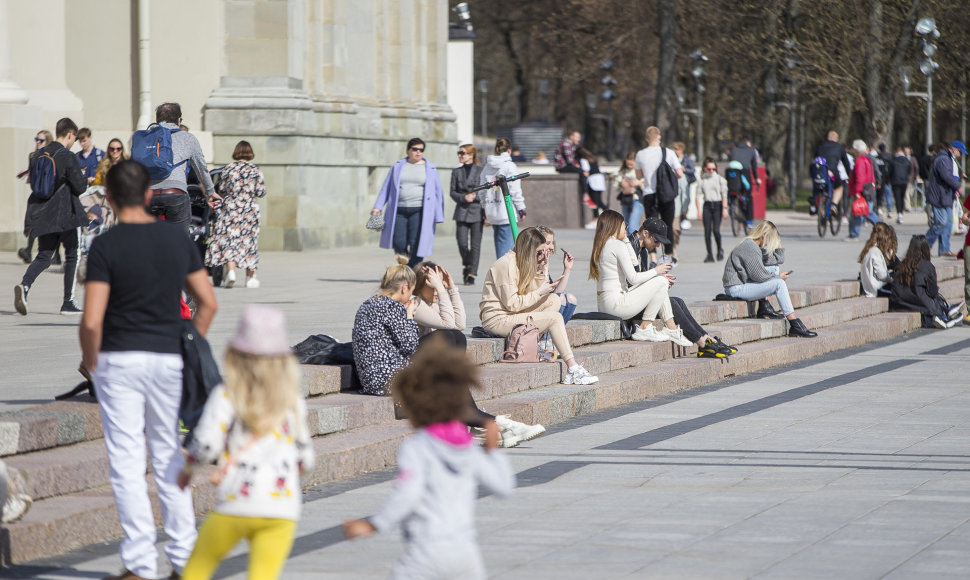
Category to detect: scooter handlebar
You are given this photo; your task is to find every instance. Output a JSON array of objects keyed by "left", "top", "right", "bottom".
[{"left": 468, "top": 172, "right": 532, "bottom": 192}]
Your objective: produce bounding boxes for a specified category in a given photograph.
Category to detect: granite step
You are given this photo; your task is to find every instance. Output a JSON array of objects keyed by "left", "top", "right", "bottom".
[{"left": 0, "top": 309, "right": 926, "bottom": 566}]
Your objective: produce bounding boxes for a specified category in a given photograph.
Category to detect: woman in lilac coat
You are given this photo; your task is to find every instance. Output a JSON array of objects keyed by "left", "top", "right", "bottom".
[{"left": 372, "top": 138, "right": 445, "bottom": 268}]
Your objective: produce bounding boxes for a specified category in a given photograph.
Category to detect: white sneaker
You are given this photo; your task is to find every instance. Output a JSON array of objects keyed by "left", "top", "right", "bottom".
[
  {"left": 494, "top": 415, "right": 546, "bottom": 448},
  {"left": 947, "top": 301, "right": 965, "bottom": 320},
  {"left": 896, "top": 214, "right": 903, "bottom": 224},
  {"left": 662, "top": 327, "right": 694, "bottom": 347},
  {"left": 225, "top": 269, "right": 236, "bottom": 288},
  {"left": 245, "top": 277, "right": 260, "bottom": 289},
  {"left": 563, "top": 365, "right": 598, "bottom": 385},
  {"left": 1, "top": 493, "right": 32, "bottom": 524},
  {"left": 631, "top": 325, "right": 671, "bottom": 342}
]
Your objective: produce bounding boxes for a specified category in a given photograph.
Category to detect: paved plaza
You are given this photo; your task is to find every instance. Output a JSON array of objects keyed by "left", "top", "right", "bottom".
[
  {"left": 0, "top": 209, "right": 953, "bottom": 411},
  {"left": 6, "top": 323, "right": 969, "bottom": 578}
]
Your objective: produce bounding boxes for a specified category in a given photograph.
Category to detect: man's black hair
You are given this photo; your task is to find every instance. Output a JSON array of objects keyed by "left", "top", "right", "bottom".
[
  {"left": 155, "top": 102, "right": 182, "bottom": 124},
  {"left": 55, "top": 117, "right": 78, "bottom": 138},
  {"left": 106, "top": 161, "right": 150, "bottom": 208}
]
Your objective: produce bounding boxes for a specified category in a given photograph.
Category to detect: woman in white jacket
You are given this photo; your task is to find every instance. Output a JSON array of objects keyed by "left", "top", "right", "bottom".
[
  {"left": 589, "top": 210, "right": 693, "bottom": 345},
  {"left": 479, "top": 138, "right": 526, "bottom": 259},
  {"left": 859, "top": 222, "right": 897, "bottom": 297}
]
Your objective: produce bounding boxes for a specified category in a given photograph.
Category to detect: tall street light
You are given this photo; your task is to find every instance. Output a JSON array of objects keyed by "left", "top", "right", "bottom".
[
  {"left": 903, "top": 17, "right": 939, "bottom": 153},
  {"left": 478, "top": 79, "right": 489, "bottom": 137},
  {"left": 679, "top": 50, "right": 707, "bottom": 160}
]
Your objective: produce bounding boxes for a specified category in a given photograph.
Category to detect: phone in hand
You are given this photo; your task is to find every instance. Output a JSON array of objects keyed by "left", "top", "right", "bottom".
[{"left": 786, "top": 270, "right": 794, "bottom": 276}]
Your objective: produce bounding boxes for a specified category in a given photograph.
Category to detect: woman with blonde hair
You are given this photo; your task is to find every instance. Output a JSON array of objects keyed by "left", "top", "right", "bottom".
[
  {"left": 178, "top": 305, "right": 314, "bottom": 579},
  {"left": 589, "top": 210, "right": 693, "bottom": 345},
  {"left": 92, "top": 138, "right": 128, "bottom": 186},
  {"left": 352, "top": 264, "right": 420, "bottom": 396},
  {"left": 480, "top": 227, "right": 598, "bottom": 385},
  {"left": 722, "top": 220, "right": 817, "bottom": 337},
  {"left": 859, "top": 222, "right": 898, "bottom": 298}
]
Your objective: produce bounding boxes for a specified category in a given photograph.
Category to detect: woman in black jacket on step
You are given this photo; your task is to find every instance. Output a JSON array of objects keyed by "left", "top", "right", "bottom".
[
  {"left": 889, "top": 235, "right": 963, "bottom": 328},
  {"left": 450, "top": 144, "right": 484, "bottom": 285}
]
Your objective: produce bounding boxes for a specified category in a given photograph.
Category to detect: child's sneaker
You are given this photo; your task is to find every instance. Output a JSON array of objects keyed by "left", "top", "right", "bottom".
[{"left": 563, "top": 365, "right": 598, "bottom": 385}]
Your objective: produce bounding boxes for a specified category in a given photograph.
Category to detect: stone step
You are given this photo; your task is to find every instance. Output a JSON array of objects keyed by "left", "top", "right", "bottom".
[
  {"left": 0, "top": 308, "right": 925, "bottom": 566},
  {"left": 2, "top": 294, "right": 896, "bottom": 506}
]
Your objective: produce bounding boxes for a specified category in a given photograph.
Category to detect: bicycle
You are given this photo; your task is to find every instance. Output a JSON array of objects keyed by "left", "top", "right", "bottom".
[
  {"left": 728, "top": 192, "right": 751, "bottom": 237},
  {"left": 813, "top": 187, "right": 842, "bottom": 237}
]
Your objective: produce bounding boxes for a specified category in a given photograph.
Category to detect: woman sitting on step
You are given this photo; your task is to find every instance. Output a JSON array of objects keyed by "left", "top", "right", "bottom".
[
  {"left": 859, "top": 222, "right": 898, "bottom": 298},
  {"left": 353, "top": 264, "right": 543, "bottom": 447},
  {"left": 722, "top": 220, "right": 818, "bottom": 338},
  {"left": 589, "top": 210, "right": 693, "bottom": 346},
  {"left": 889, "top": 235, "right": 964, "bottom": 328},
  {"left": 480, "top": 227, "right": 599, "bottom": 386}
]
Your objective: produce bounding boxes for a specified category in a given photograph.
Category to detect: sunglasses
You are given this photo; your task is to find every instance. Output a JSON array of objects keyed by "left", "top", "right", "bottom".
[
  {"left": 457, "top": 150, "right": 469, "bottom": 156},
  {"left": 410, "top": 147, "right": 425, "bottom": 152},
  {"left": 109, "top": 147, "right": 123, "bottom": 152},
  {"left": 34, "top": 137, "right": 45, "bottom": 143}
]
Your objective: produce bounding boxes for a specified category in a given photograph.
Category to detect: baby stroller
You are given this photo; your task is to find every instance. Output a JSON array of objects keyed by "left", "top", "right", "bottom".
[
  {"left": 187, "top": 167, "right": 225, "bottom": 286},
  {"left": 76, "top": 186, "right": 115, "bottom": 284}
]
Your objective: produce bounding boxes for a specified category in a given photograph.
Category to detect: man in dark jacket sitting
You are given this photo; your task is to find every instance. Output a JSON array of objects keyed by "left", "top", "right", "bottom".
[
  {"left": 924, "top": 141, "right": 965, "bottom": 257},
  {"left": 15, "top": 117, "right": 88, "bottom": 316}
]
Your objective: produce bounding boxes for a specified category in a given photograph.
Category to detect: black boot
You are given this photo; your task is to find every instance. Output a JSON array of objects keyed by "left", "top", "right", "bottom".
[
  {"left": 788, "top": 317, "right": 818, "bottom": 337},
  {"left": 757, "top": 299, "right": 786, "bottom": 319}
]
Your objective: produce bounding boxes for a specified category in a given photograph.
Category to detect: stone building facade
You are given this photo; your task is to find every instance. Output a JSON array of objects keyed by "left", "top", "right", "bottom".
[{"left": 0, "top": 0, "right": 456, "bottom": 251}]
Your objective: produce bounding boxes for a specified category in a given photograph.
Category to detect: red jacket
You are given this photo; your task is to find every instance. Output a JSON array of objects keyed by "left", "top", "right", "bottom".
[{"left": 849, "top": 154, "right": 874, "bottom": 197}]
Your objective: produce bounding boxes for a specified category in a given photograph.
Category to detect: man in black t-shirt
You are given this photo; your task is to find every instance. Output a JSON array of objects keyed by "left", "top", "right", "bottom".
[
  {"left": 816, "top": 131, "right": 854, "bottom": 209},
  {"left": 79, "top": 161, "right": 217, "bottom": 580}
]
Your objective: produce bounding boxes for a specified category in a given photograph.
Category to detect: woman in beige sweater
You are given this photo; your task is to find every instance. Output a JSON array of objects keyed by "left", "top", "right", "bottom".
[{"left": 480, "top": 228, "right": 599, "bottom": 386}]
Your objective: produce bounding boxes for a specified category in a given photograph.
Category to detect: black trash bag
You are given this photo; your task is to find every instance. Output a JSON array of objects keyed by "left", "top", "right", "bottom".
[
  {"left": 571, "top": 312, "right": 641, "bottom": 340},
  {"left": 292, "top": 334, "right": 356, "bottom": 365}
]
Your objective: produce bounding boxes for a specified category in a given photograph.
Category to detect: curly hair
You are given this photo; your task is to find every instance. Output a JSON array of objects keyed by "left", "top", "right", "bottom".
[
  {"left": 858, "top": 222, "right": 897, "bottom": 263},
  {"left": 390, "top": 336, "right": 480, "bottom": 428}
]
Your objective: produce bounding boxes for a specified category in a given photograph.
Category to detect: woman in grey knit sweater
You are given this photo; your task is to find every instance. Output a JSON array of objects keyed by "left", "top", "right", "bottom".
[{"left": 722, "top": 221, "right": 817, "bottom": 337}]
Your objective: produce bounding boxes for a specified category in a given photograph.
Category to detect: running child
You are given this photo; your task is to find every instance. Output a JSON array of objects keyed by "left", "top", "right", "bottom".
[{"left": 343, "top": 337, "right": 516, "bottom": 579}]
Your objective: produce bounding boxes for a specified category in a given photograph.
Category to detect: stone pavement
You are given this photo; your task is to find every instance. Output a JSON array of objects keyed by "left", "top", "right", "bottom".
[
  {"left": 8, "top": 324, "right": 970, "bottom": 578},
  {"left": 1, "top": 209, "right": 958, "bottom": 412}
]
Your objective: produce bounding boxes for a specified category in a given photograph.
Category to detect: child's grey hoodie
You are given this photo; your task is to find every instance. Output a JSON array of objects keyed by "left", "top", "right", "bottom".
[{"left": 369, "top": 426, "right": 516, "bottom": 544}]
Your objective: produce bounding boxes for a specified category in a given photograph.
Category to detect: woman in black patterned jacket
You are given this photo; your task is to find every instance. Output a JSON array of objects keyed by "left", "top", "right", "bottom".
[
  {"left": 450, "top": 144, "right": 484, "bottom": 286},
  {"left": 352, "top": 265, "right": 420, "bottom": 396}
]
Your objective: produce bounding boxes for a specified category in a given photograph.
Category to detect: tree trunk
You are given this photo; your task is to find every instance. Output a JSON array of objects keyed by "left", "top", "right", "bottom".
[{"left": 654, "top": 0, "right": 677, "bottom": 131}]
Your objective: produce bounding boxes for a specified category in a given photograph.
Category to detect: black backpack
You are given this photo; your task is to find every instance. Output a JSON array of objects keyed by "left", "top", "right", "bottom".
[
  {"left": 655, "top": 146, "right": 679, "bottom": 203},
  {"left": 30, "top": 149, "right": 61, "bottom": 199}
]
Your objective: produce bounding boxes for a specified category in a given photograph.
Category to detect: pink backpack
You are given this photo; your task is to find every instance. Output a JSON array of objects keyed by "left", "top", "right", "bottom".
[{"left": 501, "top": 317, "right": 542, "bottom": 363}]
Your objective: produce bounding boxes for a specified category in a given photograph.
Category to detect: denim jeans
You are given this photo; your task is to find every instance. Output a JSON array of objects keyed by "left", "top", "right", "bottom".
[
  {"left": 149, "top": 192, "right": 192, "bottom": 226},
  {"left": 558, "top": 294, "right": 577, "bottom": 324},
  {"left": 926, "top": 205, "right": 951, "bottom": 254},
  {"left": 393, "top": 206, "right": 423, "bottom": 267},
  {"left": 621, "top": 198, "right": 644, "bottom": 234},
  {"left": 492, "top": 223, "right": 514, "bottom": 259},
  {"left": 725, "top": 266, "right": 794, "bottom": 315},
  {"left": 848, "top": 202, "right": 881, "bottom": 238}
]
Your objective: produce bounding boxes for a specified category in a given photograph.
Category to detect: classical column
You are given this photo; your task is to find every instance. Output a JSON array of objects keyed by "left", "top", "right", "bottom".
[
  {"left": 0, "top": 0, "right": 28, "bottom": 104},
  {"left": 135, "top": 0, "right": 152, "bottom": 129}
]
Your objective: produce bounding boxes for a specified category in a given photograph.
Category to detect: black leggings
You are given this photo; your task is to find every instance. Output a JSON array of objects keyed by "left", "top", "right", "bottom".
[
  {"left": 670, "top": 296, "right": 705, "bottom": 344},
  {"left": 587, "top": 187, "right": 608, "bottom": 218},
  {"left": 892, "top": 184, "right": 907, "bottom": 214},
  {"left": 417, "top": 329, "right": 494, "bottom": 427},
  {"left": 702, "top": 201, "right": 723, "bottom": 257}
]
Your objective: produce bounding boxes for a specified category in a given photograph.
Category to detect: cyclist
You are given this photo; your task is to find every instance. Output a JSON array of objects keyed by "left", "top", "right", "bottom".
[{"left": 816, "top": 131, "right": 853, "bottom": 212}]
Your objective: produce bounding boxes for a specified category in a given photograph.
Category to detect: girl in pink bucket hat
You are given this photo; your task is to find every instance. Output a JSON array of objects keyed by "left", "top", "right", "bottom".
[{"left": 177, "top": 305, "right": 314, "bottom": 579}]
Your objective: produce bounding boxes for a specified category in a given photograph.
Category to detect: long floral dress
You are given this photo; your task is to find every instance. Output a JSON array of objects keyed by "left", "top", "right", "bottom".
[{"left": 205, "top": 160, "right": 266, "bottom": 270}]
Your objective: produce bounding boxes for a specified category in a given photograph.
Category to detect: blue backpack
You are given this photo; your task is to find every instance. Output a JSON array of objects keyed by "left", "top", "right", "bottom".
[
  {"left": 131, "top": 124, "right": 186, "bottom": 180},
  {"left": 29, "top": 149, "right": 60, "bottom": 199}
]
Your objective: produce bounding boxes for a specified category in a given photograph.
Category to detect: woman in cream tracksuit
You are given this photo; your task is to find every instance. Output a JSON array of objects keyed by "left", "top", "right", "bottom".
[
  {"left": 589, "top": 210, "right": 693, "bottom": 345},
  {"left": 479, "top": 138, "right": 526, "bottom": 260}
]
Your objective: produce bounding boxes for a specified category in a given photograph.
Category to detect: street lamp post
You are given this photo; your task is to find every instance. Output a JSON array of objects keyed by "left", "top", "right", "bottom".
[
  {"left": 784, "top": 40, "right": 798, "bottom": 210},
  {"left": 478, "top": 79, "right": 489, "bottom": 137},
  {"left": 903, "top": 18, "right": 939, "bottom": 153},
  {"left": 679, "top": 50, "right": 707, "bottom": 161}
]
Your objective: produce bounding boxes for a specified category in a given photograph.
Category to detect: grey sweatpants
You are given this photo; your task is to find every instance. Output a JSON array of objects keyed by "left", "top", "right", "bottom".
[{"left": 392, "top": 539, "right": 485, "bottom": 580}]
